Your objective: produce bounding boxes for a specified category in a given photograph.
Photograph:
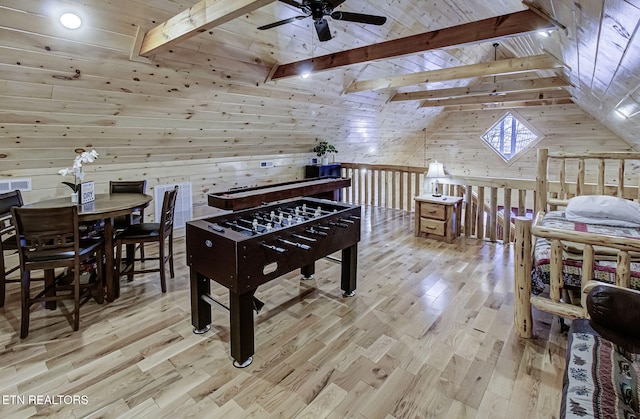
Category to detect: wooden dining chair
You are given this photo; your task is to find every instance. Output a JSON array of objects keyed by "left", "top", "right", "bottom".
[
  {"left": 115, "top": 185, "right": 178, "bottom": 293},
  {"left": 11, "top": 205, "right": 105, "bottom": 338},
  {"left": 110, "top": 180, "right": 148, "bottom": 260},
  {"left": 0, "top": 190, "right": 23, "bottom": 307}
]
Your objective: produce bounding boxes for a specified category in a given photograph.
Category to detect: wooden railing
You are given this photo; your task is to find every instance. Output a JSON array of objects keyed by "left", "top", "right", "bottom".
[{"left": 340, "top": 163, "right": 537, "bottom": 243}]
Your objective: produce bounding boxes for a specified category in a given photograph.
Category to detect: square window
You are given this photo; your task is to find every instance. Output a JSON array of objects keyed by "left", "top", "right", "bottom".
[{"left": 481, "top": 112, "right": 542, "bottom": 163}]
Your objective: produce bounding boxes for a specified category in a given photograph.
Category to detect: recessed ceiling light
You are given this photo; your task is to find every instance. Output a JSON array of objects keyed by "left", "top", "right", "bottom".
[
  {"left": 60, "top": 12, "right": 82, "bottom": 29},
  {"left": 301, "top": 72, "right": 311, "bottom": 79}
]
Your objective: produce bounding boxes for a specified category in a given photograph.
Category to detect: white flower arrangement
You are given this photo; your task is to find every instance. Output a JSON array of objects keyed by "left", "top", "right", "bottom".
[{"left": 58, "top": 149, "right": 99, "bottom": 192}]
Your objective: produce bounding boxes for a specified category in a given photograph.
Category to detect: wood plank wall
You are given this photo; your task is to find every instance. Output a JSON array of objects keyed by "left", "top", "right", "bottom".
[
  {"left": 345, "top": 104, "right": 635, "bottom": 182},
  {"left": 1, "top": 0, "right": 638, "bottom": 225},
  {"left": 5, "top": 155, "right": 311, "bottom": 222}
]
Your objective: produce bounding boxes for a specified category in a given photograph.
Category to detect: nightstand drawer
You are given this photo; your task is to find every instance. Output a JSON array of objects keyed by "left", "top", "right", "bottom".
[
  {"left": 420, "top": 218, "right": 445, "bottom": 236},
  {"left": 420, "top": 203, "right": 446, "bottom": 220}
]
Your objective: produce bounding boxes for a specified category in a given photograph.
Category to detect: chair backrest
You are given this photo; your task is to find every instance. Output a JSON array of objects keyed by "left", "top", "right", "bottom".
[
  {"left": 11, "top": 206, "right": 79, "bottom": 263},
  {"left": 110, "top": 180, "right": 147, "bottom": 224},
  {"left": 0, "top": 190, "right": 23, "bottom": 242},
  {"left": 160, "top": 186, "right": 179, "bottom": 237},
  {"left": 0, "top": 190, "right": 23, "bottom": 218},
  {"left": 110, "top": 180, "right": 147, "bottom": 195}
]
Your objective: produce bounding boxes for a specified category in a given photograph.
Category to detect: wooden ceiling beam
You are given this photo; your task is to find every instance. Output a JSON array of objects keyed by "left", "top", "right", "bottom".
[
  {"left": 348, "top": 54, "right": 564, "bottom": 94},
  {"left": 139, "top": 0, "right": 276, "bottom": 57},
  {"left": 443, "top": 98, "right": 574, "bottom": 111},
  {"left": 419, "top": 89, "right": 572, "bottom": 107},
  {"left": 269, "top": 9, "right": 555, "bottom": 81},
  {"left": 390, "top": 76, "right": 570, "bottom": 102}
]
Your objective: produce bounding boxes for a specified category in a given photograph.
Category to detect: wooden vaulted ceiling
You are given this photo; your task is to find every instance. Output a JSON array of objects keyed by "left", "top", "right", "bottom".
[{"left": 2, "top": 0, "right": 640, "bottom": 172}]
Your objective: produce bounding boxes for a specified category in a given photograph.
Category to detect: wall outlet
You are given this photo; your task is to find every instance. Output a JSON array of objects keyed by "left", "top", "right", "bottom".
[{"left": 259, "top": 161, "right": 274, "bottom": 168}]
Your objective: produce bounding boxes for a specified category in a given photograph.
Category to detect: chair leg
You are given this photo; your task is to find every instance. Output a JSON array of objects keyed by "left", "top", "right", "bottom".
[
  {"left": 168, "top": 236, "right": 174, "bottom": 279},
  {"left": 159, "top": 242, "right": 167, "bottom": 293},
  {"left": 115, "top": 240, "right": 123, "bottom": 286},
  {"left": 20, "top": 271, "right": 30, "bottom": 339},
  {"left": 95, "top": 249, "right": 104, "bottom": 304},
  {"left": 125, "top": 244, "right": 135, "bottom": 282},
  {"left": 73, "top": 268, "right": 80, "bottom": 331},
  {"left": 139, "top": 243, "right": 145, "bottom": 262},
  {"left": 0, "top": 254, "right": 6, "bottom": 308},
  {"left": 44, "top": 269, "right": 56, "bottom": 310}
]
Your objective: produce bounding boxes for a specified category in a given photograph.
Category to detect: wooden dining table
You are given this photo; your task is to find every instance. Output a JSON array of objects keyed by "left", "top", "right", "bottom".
[{"left": 25, "top": 193, "right": 152, "bottom": 302}]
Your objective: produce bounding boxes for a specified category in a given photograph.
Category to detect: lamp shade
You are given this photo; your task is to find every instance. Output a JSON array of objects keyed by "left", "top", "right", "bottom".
[{"left": 426, "top": 161, "right": 445, "bottom": 179}]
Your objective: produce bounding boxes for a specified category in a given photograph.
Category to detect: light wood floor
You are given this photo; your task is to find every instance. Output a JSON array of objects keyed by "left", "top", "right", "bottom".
[{"left": 0, "top": 206, "right": 567, "bottom": 418}]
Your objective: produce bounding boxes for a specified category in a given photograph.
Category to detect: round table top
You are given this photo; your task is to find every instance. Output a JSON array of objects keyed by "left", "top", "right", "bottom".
[{"left": 26, "top": 193, "right": 152, "bottom": 220}]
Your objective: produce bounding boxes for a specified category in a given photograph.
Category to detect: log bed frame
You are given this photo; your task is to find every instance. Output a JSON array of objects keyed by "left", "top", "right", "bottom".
[{"left": 514, "top": 148, "right": 640, "bottom": 338}]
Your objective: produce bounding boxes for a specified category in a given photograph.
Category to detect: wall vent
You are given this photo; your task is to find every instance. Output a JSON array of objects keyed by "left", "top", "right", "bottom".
[
  {"left": 0, "top": 178, "right": 32, "bottom": 192},
  {"left": 154, "top": 182, "right": 193, "bottom": 229}
]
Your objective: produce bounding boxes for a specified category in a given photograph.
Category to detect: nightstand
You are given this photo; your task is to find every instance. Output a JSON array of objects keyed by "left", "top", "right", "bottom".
[{"left": 414, "top": 195, "right": 463, "bottom": 243}]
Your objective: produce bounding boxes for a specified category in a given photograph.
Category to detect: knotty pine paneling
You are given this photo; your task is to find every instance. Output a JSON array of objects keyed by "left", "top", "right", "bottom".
[
  {"left": 3, "top": 0, "right": 640, "bottom": 230},
  {"left": 9, "top": 154, "right": 311, "bottom": 223},
  {"left": 370, "top": 104, "right": 634, "bottom": 181}
]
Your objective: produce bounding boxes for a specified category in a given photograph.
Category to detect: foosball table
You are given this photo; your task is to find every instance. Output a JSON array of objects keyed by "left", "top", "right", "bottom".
[{"left": 187, "top": 195, "right": 361, "bottom": 367}]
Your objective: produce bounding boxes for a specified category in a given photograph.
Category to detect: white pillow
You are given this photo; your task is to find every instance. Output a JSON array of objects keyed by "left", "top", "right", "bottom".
[{"left": 565, "top": 195, "right": 640, "bottom": 227}]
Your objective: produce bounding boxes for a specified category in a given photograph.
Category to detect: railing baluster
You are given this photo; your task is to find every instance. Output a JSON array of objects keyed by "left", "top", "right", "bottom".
[
  {"left": 465, "top": 185, "right": 473, "bottom": 237},
  {"left": 489, "top": 187, "right": 498, "bottom": 242},
  {"left": 477, "top": 187, "right": 485, "bottom": 240},
  {"left": 503, "top": 188, "right": 512, "bottom": 243}
]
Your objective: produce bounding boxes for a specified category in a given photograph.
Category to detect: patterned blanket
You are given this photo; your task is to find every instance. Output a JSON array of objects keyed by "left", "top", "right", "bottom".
[
  {"left": 532, "top": 211, "right": 640, "bottom": 294},
  {"left": 562, "top": 331, "right": 639, "bottom": 418}
]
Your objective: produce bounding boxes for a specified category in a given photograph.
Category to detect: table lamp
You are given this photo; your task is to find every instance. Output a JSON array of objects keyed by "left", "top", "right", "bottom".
[{"left": 425, "top": 161, "right": 445, "bottom": 197}]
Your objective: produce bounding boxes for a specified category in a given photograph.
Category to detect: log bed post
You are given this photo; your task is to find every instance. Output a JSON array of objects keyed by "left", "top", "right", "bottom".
[
  {"left": 536, "top": 149, "right": 548, "bottom": 214},
  {"left": 514, "top": 216, "right": 533, "bottom": 338}
]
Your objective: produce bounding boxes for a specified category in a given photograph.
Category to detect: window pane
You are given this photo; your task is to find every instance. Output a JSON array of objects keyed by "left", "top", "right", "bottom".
[{"left": 481, "top": 112, "right": 538, "bottom": 161}]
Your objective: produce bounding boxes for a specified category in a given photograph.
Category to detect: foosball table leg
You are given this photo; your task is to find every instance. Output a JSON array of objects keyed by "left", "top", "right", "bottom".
[
  {"left": 229, "top": 290, "right": 256, "bottom": 368},
  {"left": 341, "top": 243, "right": 357, "bottom": 297},
  {"left": 301, "top": 263, "right": 315, "bottom": 280},
  {"left": 190, "top": 271, "right": 212, "bottom": 334}
]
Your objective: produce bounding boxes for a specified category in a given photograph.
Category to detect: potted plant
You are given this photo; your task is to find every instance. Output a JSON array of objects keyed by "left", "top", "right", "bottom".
[
  {"left": 312, "top": 141, "right": 338, "bottom": 165},
  {"left": 58, "top": 149, "right": 99, "bottom": 203}
]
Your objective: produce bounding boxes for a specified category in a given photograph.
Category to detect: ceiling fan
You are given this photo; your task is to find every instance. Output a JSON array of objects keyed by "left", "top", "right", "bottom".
[{"left": 257, "top": 0, "right": 387, "bottom": 42}]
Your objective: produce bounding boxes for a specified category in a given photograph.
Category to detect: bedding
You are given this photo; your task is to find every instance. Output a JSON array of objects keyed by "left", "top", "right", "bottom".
[
  {"left": 565, "top": 195, "right": 640, "bottom": 227},
  {"left": 532, "top": 211, "right": 640, "bottom": 294}
]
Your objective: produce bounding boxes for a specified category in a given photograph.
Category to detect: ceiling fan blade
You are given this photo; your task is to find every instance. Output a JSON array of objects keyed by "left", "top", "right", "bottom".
[
  {"left": 258, "top": 15, "right": 307, "bottom": 30},
  {"left": 278, "top": 0, "right": 304, "bottom": 10},
  {"left": 326, "top": 0, "right": 348, "bottom": 8},
  {"left": 330, "top": 11, "right": 387, "bottom": 25},
  {"left": 314, "top": 18, "right": 332, "bottom": 41}
]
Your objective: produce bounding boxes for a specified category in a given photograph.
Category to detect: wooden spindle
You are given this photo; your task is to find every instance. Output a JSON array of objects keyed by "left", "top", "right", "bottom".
[
  {"left": 617, "top": 251, "right": 631, "bottom": 288},
  {"left": 514, "top": 217, "right": 533, "bottom": 338},
  {"left": 476, "top": 187, "right": 485, "bottom": 240},
  {"left": 489, "top": 187, "right": 498, "bottom": 242},
  {"left": 465, "top": 185, "right": 473, "bottom": 237},
  {"left": 597, "top": 159, "right": 605, "bottom": 195},
  {"left": 537, "top": 148, "right": 548, "bottom": 213},
  {"left": 618, "top": 159, "right": 625, "bottom": 197},
  {"left": 550, "top": 239, "right": 562, "bottom": 302},
  {"left": 503, "top": 188, "right": 512, "bottom": 243},
  {"left": 577, "top": 158, "right": 585, "bottom": 196},
  {"left": 559, "top": 159, "right": 566, "bottom": 200}
]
